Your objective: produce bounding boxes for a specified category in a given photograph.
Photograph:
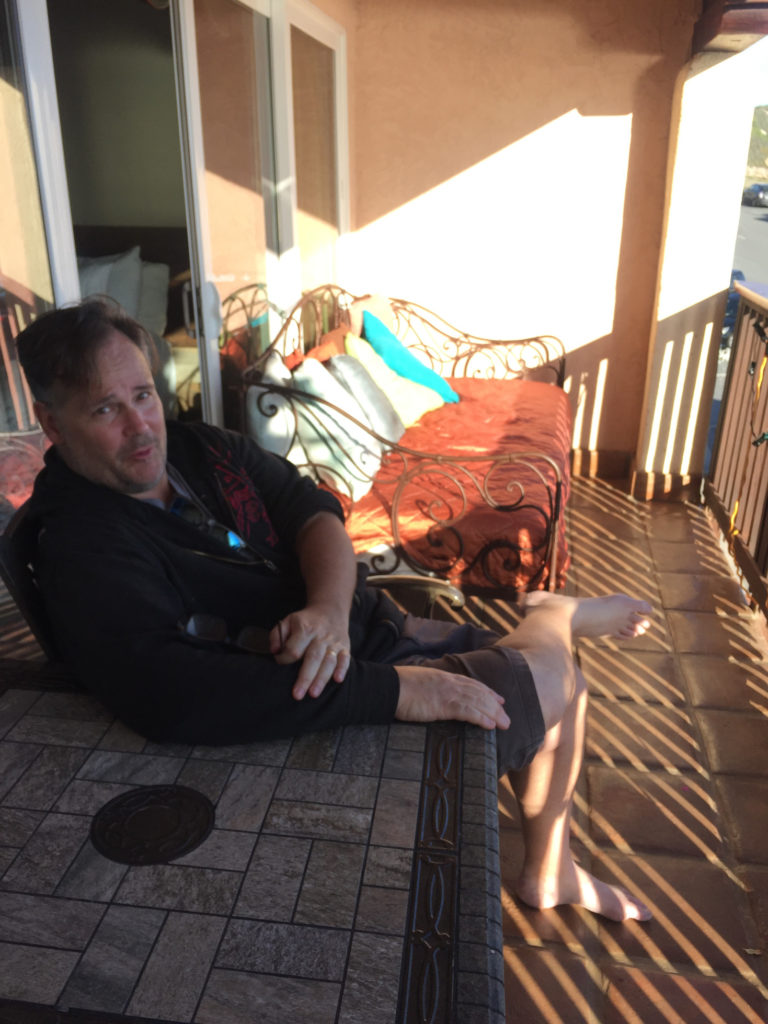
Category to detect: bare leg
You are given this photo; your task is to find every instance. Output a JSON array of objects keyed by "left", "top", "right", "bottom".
[
  {"left": 498, "top": 593, "right": 652, "bottom": 922},
  {"left": 520, "top": 590, "right": 653, "bottom": 640},
  {"left": 510, "top": 666, "right": 651, "bottom": 920}
]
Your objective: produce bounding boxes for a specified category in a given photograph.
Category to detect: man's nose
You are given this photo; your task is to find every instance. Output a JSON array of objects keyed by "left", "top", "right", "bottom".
[{"left": 123, "top": 405, "right": 150, "bottom": 433}]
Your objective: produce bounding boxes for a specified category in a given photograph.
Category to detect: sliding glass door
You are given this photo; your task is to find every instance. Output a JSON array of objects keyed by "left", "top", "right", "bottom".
[{"left": 9, "top": 0, "right": 349, "bottom": 434}]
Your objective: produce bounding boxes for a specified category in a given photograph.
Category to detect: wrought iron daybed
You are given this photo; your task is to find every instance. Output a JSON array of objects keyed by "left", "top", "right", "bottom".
[{"left": 237, "top": 284, "right": 571, "bottom": 596}]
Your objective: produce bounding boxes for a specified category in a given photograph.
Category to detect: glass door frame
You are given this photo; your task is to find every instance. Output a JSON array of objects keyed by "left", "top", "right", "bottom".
[
  {"left": 15, "top": 0, "right": 80, "bottom": 308},
  {"left": 170, "top": 0, "right": 229, "bottom": 425}
]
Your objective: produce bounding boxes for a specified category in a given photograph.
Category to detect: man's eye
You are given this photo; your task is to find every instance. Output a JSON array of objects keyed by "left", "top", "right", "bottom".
[{"left": 94, "top": 406, "right": 112, "bottom": 416}]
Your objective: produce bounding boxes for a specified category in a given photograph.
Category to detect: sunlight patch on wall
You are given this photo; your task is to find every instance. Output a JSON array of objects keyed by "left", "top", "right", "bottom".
[
  {"left": 570, "top": 372, "right": 587, "bottom": 449},
  {"left": 657, "top": 54, "right": 757, "bottom": 322},
  {"left": 644, "top": 340, "right": 675, "bottom": 474},
  {"left": 345, "top": 110, "right": 632, "bottom": 349},
  {"left": 641, "top": 320, "right": 715, "bottom": 477},
  {"left": 588, "top": 358, "right": 609, "bottom": 452},
  {"left": 204, "top": 170, "right": 268, "bottom": 288},
  {"left": 662, "top": 330, "right": 694, "bottom": 475},
  {"left": 295, "top": 208, "right": 338, "bottom": 292}
]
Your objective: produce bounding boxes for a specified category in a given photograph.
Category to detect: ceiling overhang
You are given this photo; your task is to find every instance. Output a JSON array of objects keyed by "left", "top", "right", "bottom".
[{"left": 693, "top": 0, "right": 768, "bottom": 52}]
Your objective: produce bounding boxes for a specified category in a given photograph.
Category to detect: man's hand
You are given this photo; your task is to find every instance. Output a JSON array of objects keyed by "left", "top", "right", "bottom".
[
  {"left": 278, "top": 512, "right": 357, "bottom": 701},
  {"left": 395, "top": 664, "right": 510, "bottom": 731},
  {"left": 271, "top": 604, "right": 351, "bottom": 700}
]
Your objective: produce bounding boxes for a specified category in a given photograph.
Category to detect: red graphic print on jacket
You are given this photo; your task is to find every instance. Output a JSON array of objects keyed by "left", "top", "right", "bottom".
[{"left": 209, "top": 446, "right": 279, "bottom": 548}]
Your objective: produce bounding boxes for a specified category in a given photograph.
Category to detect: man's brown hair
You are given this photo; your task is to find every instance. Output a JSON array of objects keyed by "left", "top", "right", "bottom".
[{"left": 16, "top": 299, "right": 158, "bottom": 405}]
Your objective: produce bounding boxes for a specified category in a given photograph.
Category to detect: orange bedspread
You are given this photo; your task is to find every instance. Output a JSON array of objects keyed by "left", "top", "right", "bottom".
[{"left": 344, "top": 377, "right": 572, "bottom": 592}]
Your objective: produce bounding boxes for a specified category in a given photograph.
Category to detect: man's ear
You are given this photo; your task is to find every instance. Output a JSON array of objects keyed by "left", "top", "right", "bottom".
[{"left": 34, "top": 401, "right": 64, "bottom": 445}]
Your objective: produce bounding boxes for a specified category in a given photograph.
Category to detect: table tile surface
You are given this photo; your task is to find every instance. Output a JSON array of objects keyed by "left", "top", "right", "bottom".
[{"left": 0, "top": 681, "right": 503, "bottom": 1023}]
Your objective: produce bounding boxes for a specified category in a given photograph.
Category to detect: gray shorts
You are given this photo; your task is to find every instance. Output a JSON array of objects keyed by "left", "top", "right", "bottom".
[{"left": 383, "top": 615, "right": 545, "bottom": 775}]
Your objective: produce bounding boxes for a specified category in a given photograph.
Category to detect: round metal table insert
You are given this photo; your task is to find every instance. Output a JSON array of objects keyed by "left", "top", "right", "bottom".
[{"left": 90, "top": 785, "right": 215, "bottom": 865}]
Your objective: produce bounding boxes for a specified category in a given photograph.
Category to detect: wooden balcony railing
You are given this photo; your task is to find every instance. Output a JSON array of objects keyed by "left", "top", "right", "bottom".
[{"left": 704, "top": 283, "right": 768, "bottom": 619}]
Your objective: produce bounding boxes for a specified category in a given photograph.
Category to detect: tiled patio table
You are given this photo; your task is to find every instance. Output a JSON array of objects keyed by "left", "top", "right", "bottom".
[{"left": 0, "top": 677, "right": 505, "bottom": 1024}]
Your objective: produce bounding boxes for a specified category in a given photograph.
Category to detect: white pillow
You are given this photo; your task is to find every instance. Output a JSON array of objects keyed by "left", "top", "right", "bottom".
[
  {"left": 327, "top": 354, "right": 405, "bottom": 443},
  {"left": 137, "top": 261, "right": 170, "bottom": 337},
  {"left": 77, "top": 246, "right": 143, "bottom": 318},
  {"left": 245, "top": 352, "right": 306, "bottom": 464},
  {"left": 291, "top": 358, "right": 382, "bottom": 501},
  {"left": 76, "top": 258, "right": 111, "bottom": 298}
]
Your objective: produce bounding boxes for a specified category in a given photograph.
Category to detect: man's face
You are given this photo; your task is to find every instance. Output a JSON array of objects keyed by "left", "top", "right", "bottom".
[{"left": 36, "top": 329, "right": 169, "bottom": 500}]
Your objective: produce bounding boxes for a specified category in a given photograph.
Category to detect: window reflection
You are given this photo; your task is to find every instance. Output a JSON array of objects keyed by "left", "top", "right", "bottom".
[
  {"left": 0, "top": 0, "right": 54, "bottom": 436},
  {"left": 291, "top": 25, "right": 339, "bottom": 291}
]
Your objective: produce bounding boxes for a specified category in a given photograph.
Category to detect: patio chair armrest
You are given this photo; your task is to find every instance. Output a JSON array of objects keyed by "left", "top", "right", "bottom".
[{"left": 366, "top": 572, "right": 466, "bottom": 618}]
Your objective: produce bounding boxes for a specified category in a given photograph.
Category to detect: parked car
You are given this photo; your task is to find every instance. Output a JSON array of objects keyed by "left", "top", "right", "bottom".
[{"left": 742, "top": 183, "right": 768, "bottom": 207}]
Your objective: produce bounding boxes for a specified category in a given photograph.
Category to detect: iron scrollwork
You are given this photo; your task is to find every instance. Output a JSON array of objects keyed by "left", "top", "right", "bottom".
[{"left": 240, "top": 285, "right": 566, "bottom": 594}]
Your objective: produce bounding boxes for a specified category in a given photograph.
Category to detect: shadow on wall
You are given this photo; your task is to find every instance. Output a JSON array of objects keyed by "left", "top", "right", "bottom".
[
  {"left": 567, "top": 290, "right": 726, "bottom": 484},
  {"left": 351, "top": 0, "right": 699, "bottom": 226}
]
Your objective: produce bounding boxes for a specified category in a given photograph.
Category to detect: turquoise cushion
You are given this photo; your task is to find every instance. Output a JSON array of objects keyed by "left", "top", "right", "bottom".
[{"left": 362, "top": 310, "right": 459, "bottom": 404}]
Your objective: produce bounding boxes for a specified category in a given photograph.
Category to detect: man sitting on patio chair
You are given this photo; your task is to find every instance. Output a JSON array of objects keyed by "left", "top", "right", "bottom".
[{"left": 15, "top": 300, "right": 653, "bottom": 923}]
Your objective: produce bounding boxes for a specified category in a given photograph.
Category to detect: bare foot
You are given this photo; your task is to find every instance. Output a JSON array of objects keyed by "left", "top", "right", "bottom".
[
  {"left": 521, "top": 591, "right": 652, "bottom": 640},
  {"left": 516, "top": 862, "right": 652, "bottom": 922}
]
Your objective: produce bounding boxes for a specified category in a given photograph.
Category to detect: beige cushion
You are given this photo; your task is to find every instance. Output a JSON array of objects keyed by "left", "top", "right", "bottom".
[
  {"left": 348, "top": 294, "right": 395, "bottom": 339},
  {"left": 345, "top": 333, "right": 443, "bottom": 427}
]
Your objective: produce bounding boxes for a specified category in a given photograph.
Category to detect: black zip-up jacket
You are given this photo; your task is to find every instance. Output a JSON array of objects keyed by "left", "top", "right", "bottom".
[{"left": 28, "top": 421, "right": 403, "bottom": 743}]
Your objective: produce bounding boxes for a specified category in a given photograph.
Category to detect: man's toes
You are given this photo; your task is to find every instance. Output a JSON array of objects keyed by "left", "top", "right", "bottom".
[
  {"left": 620, "top": 611, "right": 651, "bottom": 638},
  {"left": 623, "top": 895, "right": 653, "bottom": 922}
]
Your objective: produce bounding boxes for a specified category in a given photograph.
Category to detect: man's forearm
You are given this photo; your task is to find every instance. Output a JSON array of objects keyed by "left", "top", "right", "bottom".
[
  {"left": 294, "top": 511, "right": 358, "bottom": 615},
  {"left": 395, "top": 664, "right": 511, "bottom": 731},
  {"left": 271, "top": 511, "right": 358, "bottom": 697}
]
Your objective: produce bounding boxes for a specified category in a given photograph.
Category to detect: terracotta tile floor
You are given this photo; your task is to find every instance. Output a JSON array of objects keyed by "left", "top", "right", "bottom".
[
  {"left": 2, "top": 476, "right": 768, "bottom": 1023},
  {"left": 497, "top": 478, "right": 768, "bottom": 1024}
]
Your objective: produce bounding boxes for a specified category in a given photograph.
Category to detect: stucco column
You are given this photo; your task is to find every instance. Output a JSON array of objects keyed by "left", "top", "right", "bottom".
[{"left": 633, "top": 47, "right": 763, "bottom": 499}]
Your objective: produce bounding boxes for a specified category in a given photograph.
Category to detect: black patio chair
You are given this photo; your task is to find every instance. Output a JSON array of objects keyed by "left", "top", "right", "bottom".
[
  {"left": 366, "top": 573, "right": 465, "bottom": 618},
  {"left": 1, "top": 499, "right": 465, "bottom": 666},
  {"left": 0, "top": 499, "right": 58, "bottom": 660}
]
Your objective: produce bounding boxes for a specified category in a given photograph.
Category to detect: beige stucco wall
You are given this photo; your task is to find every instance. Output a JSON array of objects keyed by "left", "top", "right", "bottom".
[{"left": 315, "top": 0, "right": 702, "bottom": 467}]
